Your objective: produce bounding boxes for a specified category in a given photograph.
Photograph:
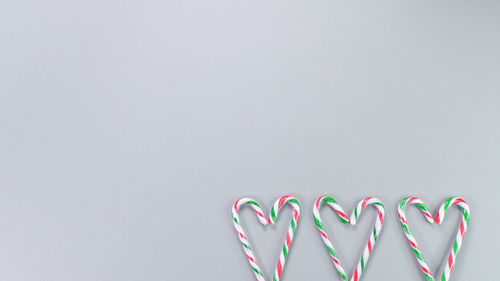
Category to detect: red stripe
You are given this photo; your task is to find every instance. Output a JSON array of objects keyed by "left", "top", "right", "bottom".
[
  {"left": 278, "top": 196, "right": 290, "bottom": 208},
  {"left": 460, "top": 221, "right": 465, "bottom": 236},
  {"left": 315, "top": 197, "right": 323, "bottom": 209},
  {"left": 246, "top": 254, "right": 256, "bottom": 263},
  {"left": 234, "top": 199, "right": 241, "bottom": 213},
  {"left": 448, "top": 253, "right": 454, "bottom": 267},
  {"left": 435, "top": 213, "right": 441, "bottom": 224},
  {"left": 332, "top": 257, "right": 340, "bottom": 265},
  {"left": 239, "top": 232, "right": 247, "bottom": 240},
  {"left": 378, "top": 211, "right": 384, "bottom": 223},
  {"left": 368, "top": 239, "right": 372, "bottom": 253},
  {"left": 398, "top": 213, "right": 407, "bottom": 223},
  {"left": 408, "top": 197, "right": 417, "bottom": 203},
  {"left": 423, "top": 212, "right": 433, "bottom": 220},
  {"left": 256, "top": 211, "right": 266, "bottom": 219},
  {"left": 336, "top": 210, "right": 348, "bottom": 221},
  {"left": 361, "top": 197, "right": 371, "bottom": 210},
  {"left": 353, "top": 269, "right": 358, "bottom": 281},
  {"left": 277, "top": 260, "right": 283, "bottom": 278},
  {"left": 294, "top": 210, "right": 299, "bottom": 220},
  {"left": 286, "top": 233, "right": 291, "bottom": 247},
  {"left": 407, "top": 238, "right": 418, "bottom": 249},
  {"left": 421, "top": 265, "right": 431, "bottom": 275}
]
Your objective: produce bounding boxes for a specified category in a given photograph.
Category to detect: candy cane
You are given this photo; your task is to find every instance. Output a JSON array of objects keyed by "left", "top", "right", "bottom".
[
  {"left": 313, "top": 196, "right": 385, "bottom": 281},
  {"left": 232, "top": 196, "right": 300, "bottom": 281},
  {"left": 397, "top": 197, "right": 471, "bottom": 281}
]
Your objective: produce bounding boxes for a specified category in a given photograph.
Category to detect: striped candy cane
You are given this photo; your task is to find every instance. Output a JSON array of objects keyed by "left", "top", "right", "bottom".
[
  {"left": 232, "top": 196, "right": 300, "bottom": 281},
  {"left": 313, "top": 196, "right": 385, "bottom": 281},
  {"left": 397, "top": 197, "right": 471, "bottom": 281}
]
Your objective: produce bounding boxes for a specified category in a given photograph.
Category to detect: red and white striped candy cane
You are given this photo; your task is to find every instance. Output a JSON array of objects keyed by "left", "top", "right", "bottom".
[{"left": 232, "top": 196, "right": 300, "bottom": 281}]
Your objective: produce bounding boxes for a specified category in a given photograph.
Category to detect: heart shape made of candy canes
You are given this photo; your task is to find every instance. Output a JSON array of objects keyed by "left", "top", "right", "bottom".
[
  {"left": 313, "top": 196, "right": 385, "bottom": 281},
  {"left": 397, "top": 197, "right": 470, "bottom": 281},
  {"left": 232, "top": 196, "right": 300, "bottom": 281}
]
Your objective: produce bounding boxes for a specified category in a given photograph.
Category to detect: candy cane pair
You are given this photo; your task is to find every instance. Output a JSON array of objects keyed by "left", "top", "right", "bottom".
[
  {"left": 232, "top": 196, "right": 470, "bottom": 281},
  {"left": 232, "top": 196, "right": 300, "bottom": 281},
  {"left": 398, "top": 197, "right": 471, "bottom": 281},
  {"left": 313, "top": 196, "right": 385, "bottom": 281}
]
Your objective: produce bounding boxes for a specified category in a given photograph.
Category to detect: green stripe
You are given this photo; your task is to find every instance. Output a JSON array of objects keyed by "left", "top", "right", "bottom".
[
  {"left": 443, "top": 198, "right": 452, "bottom": 212},
  {"left": 241, "top": 242, "right": 251, "bottom": 250},
  {"left": 400, "top": 222, "right": 410, "bottom": 234},
  {"left": 283, "top": 244, "right": 288, "bottom": 258},
  {"left": 314, "top": 215, "right": 324, "bottom": 230},
  {"left": 416, "top": 202, "right": 429, "bottom": 213},
  {"left": 288, "top": 198, "right": 300, "bottom": 206},
  {"left": 247, "top": 200, "right": 260, "bottom": 207},
  {"left": 463, "top": 210, "right": 470, "bottom": 225},
  {"left": 327, "top": 245, "right": 336, "bottom": 258},
  {"left": 252, "top": 267, "right": 263, "bottom": 276},
  {"left": 324, "top": 196, "right": 339, "bottom": 205},
  {"left": 400, "top": 197, "right": 410, "bottom": 210},
  {"left": 270, "top": 207, "right": 276, "bottom": 222},
  {"left": 413, "top": 248, "right": 424, "bottom": 261}
]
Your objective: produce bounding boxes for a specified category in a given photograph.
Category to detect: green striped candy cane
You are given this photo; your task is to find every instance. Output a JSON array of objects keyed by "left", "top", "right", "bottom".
[
  {"left": 313, "top": 196, "right": 385, "bottom": 281},
  {"left": 232, "top": 196, "right": 300, "bottom": 281},
  {"left": 398, "top": 197, "right": 470, "bottom": 281}
]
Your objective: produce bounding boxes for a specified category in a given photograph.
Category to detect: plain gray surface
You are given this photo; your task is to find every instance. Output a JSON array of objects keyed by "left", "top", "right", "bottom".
[{"left": 0, "top": 0, "right": 499, "bottom": 280}]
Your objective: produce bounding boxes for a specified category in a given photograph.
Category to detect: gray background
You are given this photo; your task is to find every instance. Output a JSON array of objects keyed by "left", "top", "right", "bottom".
[{"left": 0, "top": 0, "right": 499, "bottom": 280}]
